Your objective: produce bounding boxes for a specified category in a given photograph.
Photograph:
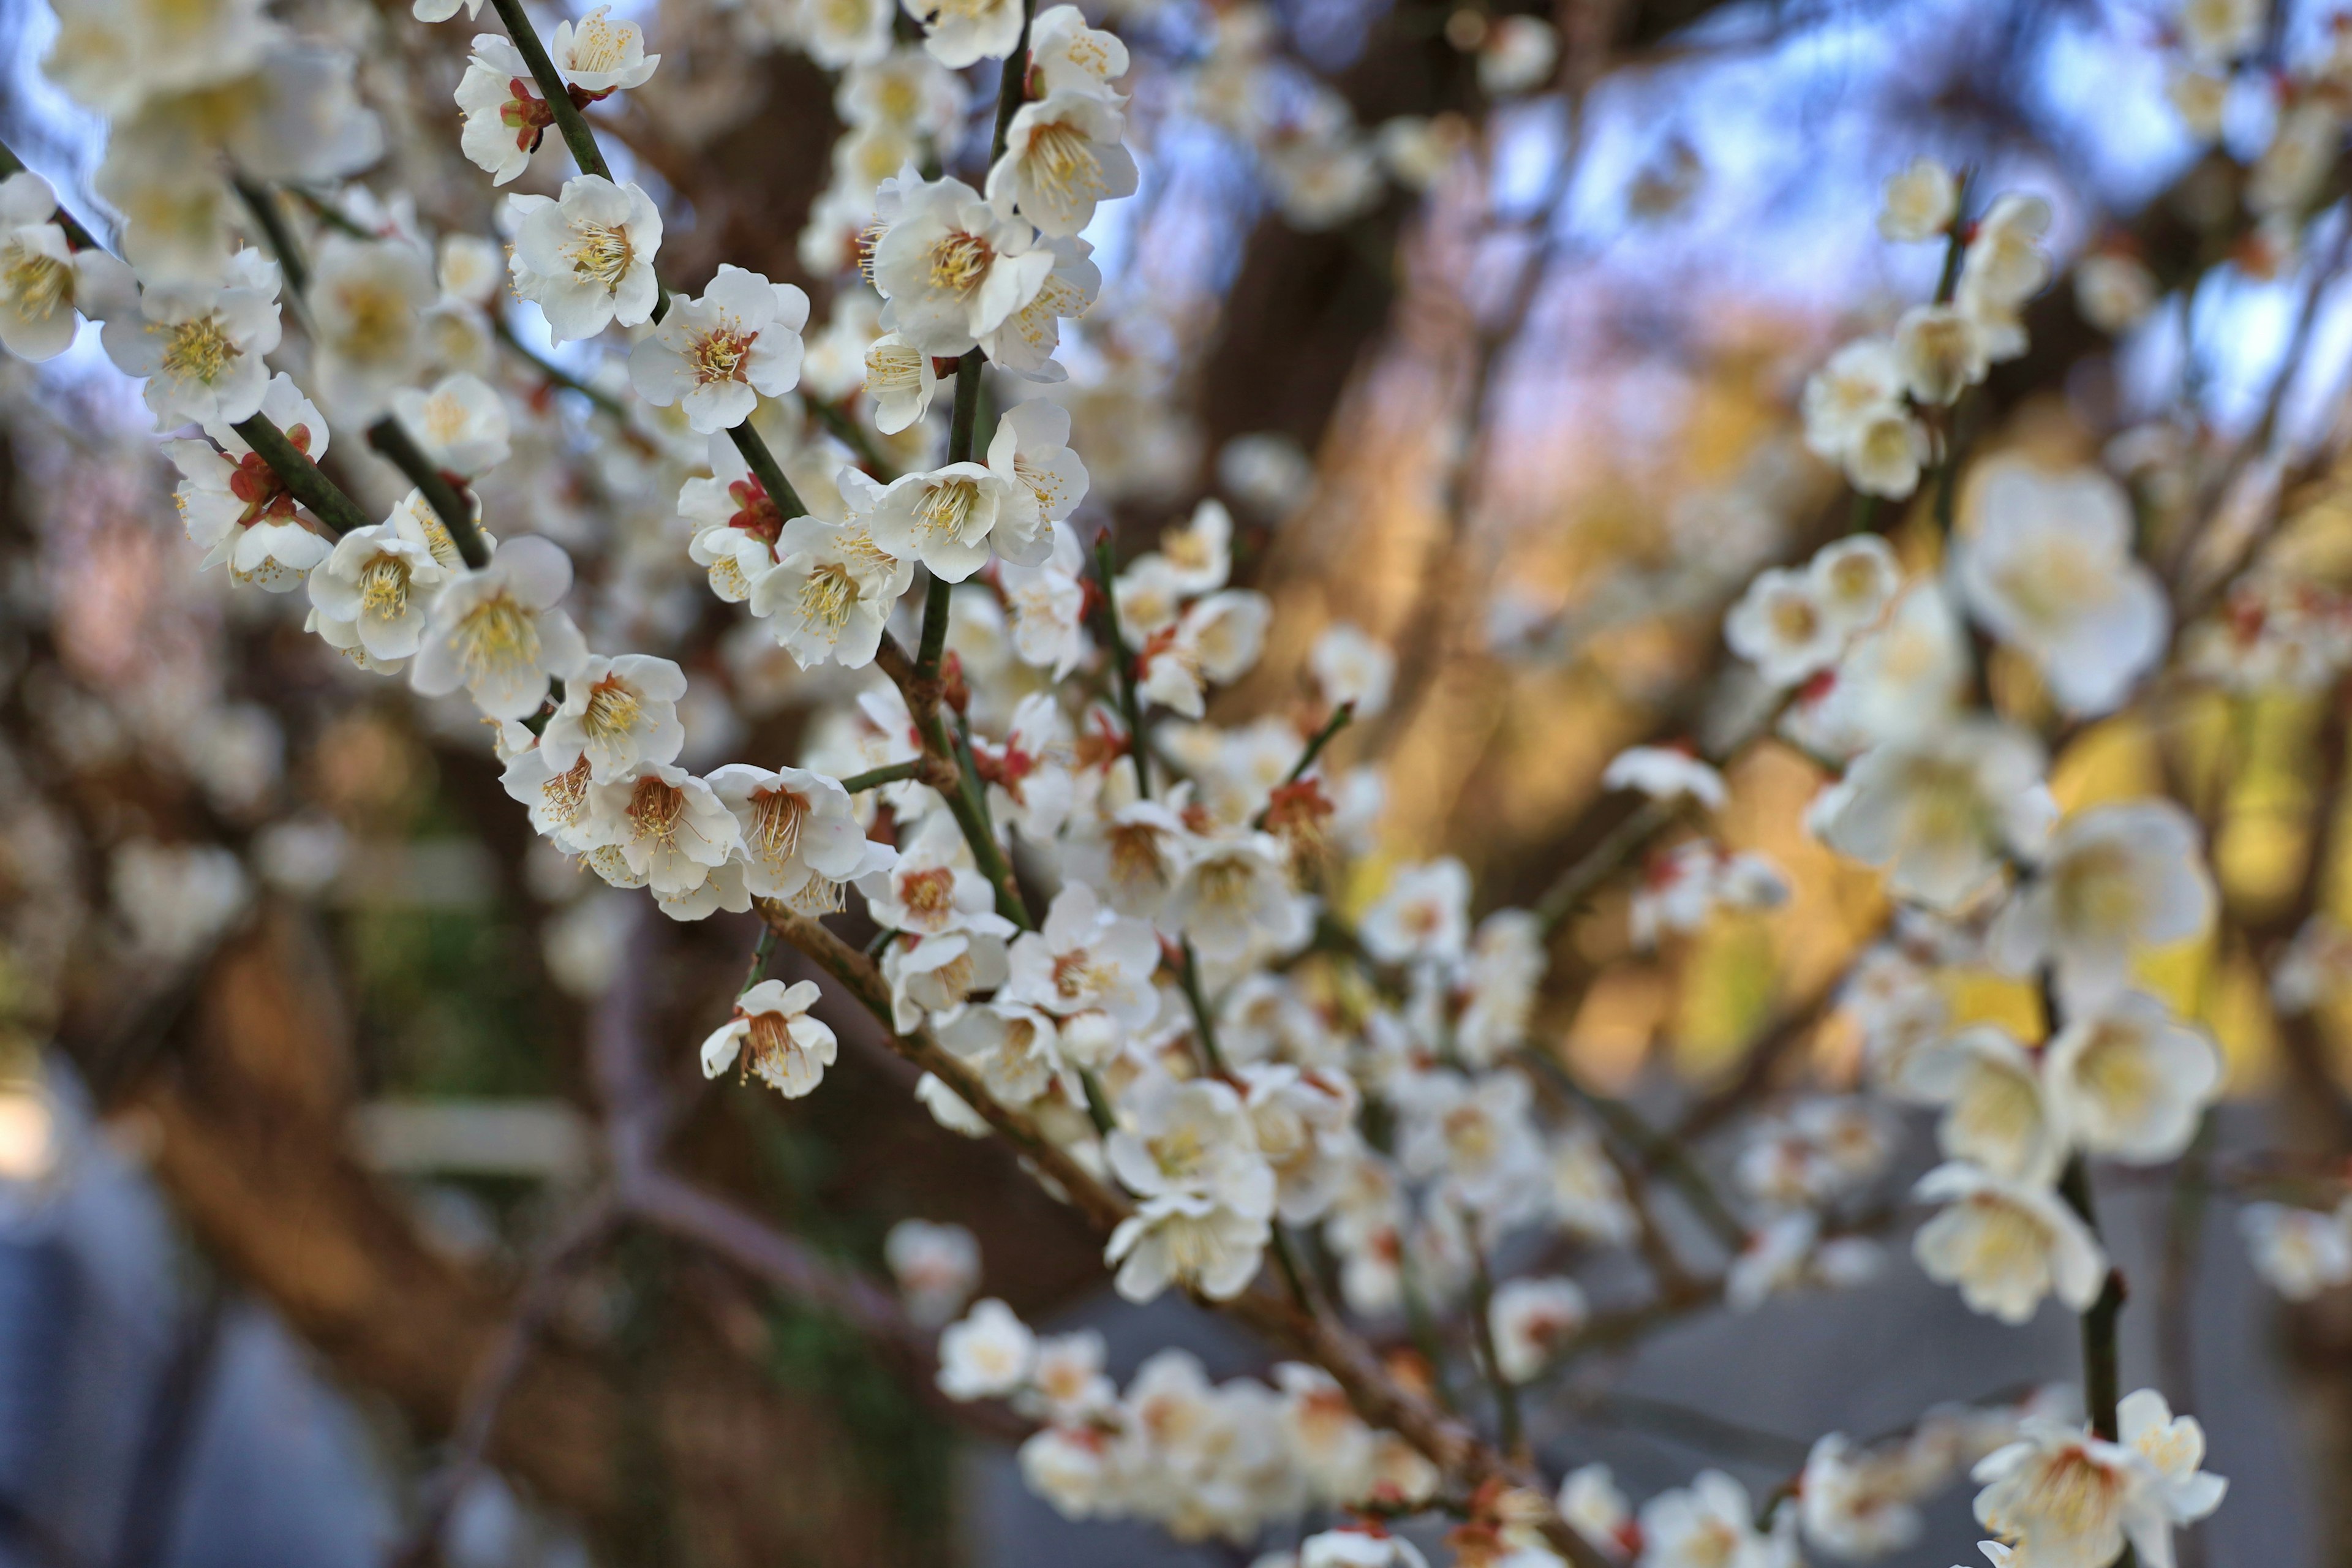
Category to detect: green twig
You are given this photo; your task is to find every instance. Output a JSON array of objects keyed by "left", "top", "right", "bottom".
[
  {"left": 1251, "top": 702, "right": 1354, "bottom": 828},
  {"left": 725, "top": 423, "right": 810, "bottom": 522},
  {"left": 837, "top": 761, "right": 924, "bottom": 793},
  {"left": 1091, "top": 535, "right": 1153, "bottom": 797},
  {"left": 232, "top": 415, "right": 374, "bottom": 537},
  {"left": 1176, "top": 940, "right": 1231, "bottom": 1076},
  {"left": 2059, "top": 1155, "right": 2128, "bottom": 1442}
]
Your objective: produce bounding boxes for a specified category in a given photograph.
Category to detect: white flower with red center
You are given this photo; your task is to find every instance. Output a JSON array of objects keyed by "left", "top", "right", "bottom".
[
  {"left": 1810, "top": 719, "right": 2057, "bottom": 913},
  {"left": 936, "top": 1297, "right": 1035, "bottom": 1400},
  {"left": 1487, "top": 1275, "right": 1587, "bottom": 1383},
  {"left": 859, "top": 813, "right": 1016, "bottom": 939},
  {"left": 1360, "top": 858, "right": 1471, "bottom": 967},
  {"left": 539, "top": 654, "right": 688, "bottom": 784},
  {"left": 0, "top": 172, "right": 133, "bottom": 361},
  {"left": 168, "top": 372, "right": 331, "bottom": 592},
  {"left": 455, "top": 35, "right": 552, "bottom": 184},
  {"left": 410, "top": 536, "right": 590, "bottom": 719},
  {"left": 864, "top": 458, "right": 1040, "bottom": 582},
  {"left": 507, "top": 176, "right": 664, "bottom": 343},
  {"left": 869, "top": 175, "right": 1053, "bottom": 355},
  {"left": 987, "top": 90, "right": 1139, "bottom": 239},
  {"left": 1970, "top": 1418, "right": 2168, "bottom": 1568},
  {"left": 306, "top": 499, "right": 451, "bottom": 669},
  {"left": 700, "top": 977, "right": 837, "bottom": 1096},
  {"left": 705, "top": 763, "right": 893, "bottom": 909},
  {"left": 899, "top": 0, "right": 1025, "bottom": 67},
  {"left": 2237, "top": 1199, "right": 2352, "bottom": 1300},
  {"left": 1602, "top": 745, "right": 1726, "bottom": 809},
  {"left": 1000, "top": 881, "right": 1157, "bottom": 1027},
  {"left": 579, "top": 760, "right": 744, "bottom": 897},
  {"left": 1989, "top": 801, "right": 2214, "bottom": 1010},
  {"left": 390, "top": 372, "right": 510, "bottom": 477},
  {"left": 102, "top": 248, "right": 282, "bottom": 428},
  {"left": 882, "top": 930, "right": 1011, "bottom": 1030},
  {"left": 628, "top": 265, "right": 810, "bottom": 432},
  {"left": 1878, "top": 157, "right": 1957, "bottom": 241},
  {"left": 549, "top": 4, "right": 660, "bottom": 93},
  {"left": 1953, "top": 461, "right": 2168, "bottom": 717},
  {"left": 883, "top": 1218, "right": 980, "bottom": 1329},
  {"left": 1912, "top": 1162, "right": 2107, "bottom": 1324},
  {"left": 1897, "top": 1025, "right": 2062, "bottom": 1185}
]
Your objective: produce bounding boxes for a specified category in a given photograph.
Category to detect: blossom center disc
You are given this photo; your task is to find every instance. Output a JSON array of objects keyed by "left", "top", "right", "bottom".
[
  {"left": 159, "top": 314, "right": 237, "bottom": 385},
  {"left": 3, "top": 246, "right": 69, "bottom": 320},
  {"left": 582, "top": 674, "right": 643, "bottom": 738},
  {"left": 929, "top": 230, "right": 994, "bottom": 293},
  {"left": 454, "top": 590, "right": 543, "bottom": 684},
  {"left": 569, "top": 221, "right": 635, "bottom": 288}
]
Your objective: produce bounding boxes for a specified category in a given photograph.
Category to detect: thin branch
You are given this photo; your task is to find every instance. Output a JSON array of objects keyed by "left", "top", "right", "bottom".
[
  {"left": 233, "top": 415, "right": 375, "bottom": 535},
  {"left": 837, "top": 760, "right": 924, "bottom": 793},
  {"left": 368, "top": 416, "right": 492, "bottom": 569},
  {"left": 1093, "top": 533, "right": 1153, "bottom": 797},
  {"left": 1251, "top": 703, "right": 1354, "bottom": 829},
  {"left": 0, "top": 140, "right": 104, "bottom": 252}
]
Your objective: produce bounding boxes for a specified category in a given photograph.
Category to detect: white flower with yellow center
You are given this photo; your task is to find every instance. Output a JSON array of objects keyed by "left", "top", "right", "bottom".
[
  {"left": 987, "top": 399, "right": 1090, "bottom": 530},
  {"left": 869, "top": 175, "right": 1053, "bottom": 356},
  {"left": 579, "top": 760, "right": 743, "bottom": 896},
  {"left": 42, "top": 0, "right": 271, "bottom": 117},
  {"left": 1878, "top": 156, "right": 1957, "bottom": 241},
  {"left": 309, "top": 235, "right": 434, "bottom": 419},
  {"left": 1811, "top": 718, "right": 2056, "bottom": 913},
  {"left": 1953, "top": 460, "right": 2167, "bottom": 717},
  {"left": 861, "top": 331, "right": 939, "bottom": 433},
  {"left": 1161, "top": 829, "right": 1308, "bottom": 964},
  {"left": 549, "top": 4, "right": 660, "bottom": 92},
  {"left": 1956, "top": 192, "right": 2051, "bottom": 358},
  {"left": 837, "top": 45, "right": 968, "bottom": 137},
  {"left": 1898, "top": 1025, "right": 2064, "bottom": 1185},
  {"left": 500, "top": 735, "right": 597, "bottom": 851},
  {"left": 102, "top": 247, "right": 282, "bottom": 428},
  {"left": 986, "top": 90, "right": 1140, "bottom": 239},
  {"left": 2117, "top": 1389, "right": 2228, "bottom": 1528},
  {"left": 628, "top": 264, "right": 810, "bottom": 432},
  {"left": 935, "top": 1001, "right": 1061, "bottom": 1102},
  {"left": 1360, "top": 858, "right": 1471, "bottom": 967},
  {"left": 1801, "top": 336, "right": 1904, "bottom": 461},
  {"left": 1109, "top": 1072, "right": 1276, "bottom": 1215},
  {"left": 1990, "top": 801, "right": 2214, "bottom": 1009},
  {"left": 2237, "top": 1199, "right": 2352, "bottom": 1300},
  {"left": 1029, "top": 4, "right": 1129, "bottom": 97},
  {"left": 390, "top": 372, "right": 511, "bottom": 477},
  {"left": 701, "top": 978, "right": 836, "bottom": 1096},
  {"left": 539, "top": 653, "right": 688, "bottom": 784},
  {"left": 1238, "top": 1063, "right": 1357, "bottom": 1224},
  {"left": 1139, "top": 588, "right": 1273, "bottom": 719},
  {"left": 1394, "top": 1068, "right": 1545, "bottom": 1221},
  {"left": 899, "top": 0, "right": 1025, "bottom": 68},
  {"left": 1970, "top": 1418, "right": 2168, "bottom": 1568},
  {"left": 704, "top": 763, "right": 894, "bottom": 907},
  {"left": 0, "top": 172, "right": 134, "bottom": 361},
  {"left": 1001, "top": 881, "right": 1158, "bottom": 1027},
  {"left": 858, "top": 812, "right": 1015, "bottom": 938},
  {"left": 1846, "top": 405, "right": 1932, "bottom": 498},
  {"left": 1727, "top": 566, "right": 1845, "bottom": 686},
  {"left": 410, "top": 535, "right": 591, "bottom": 719},
  {"left": 748, "top": 487, "right": 913, "bottom": 668},
  {"left": 507, "top": 176, "right": 663, "bottom": 343},
  {"left": 1809, "top": 532, "right": 1903, "bottom": 634},
  {"left": 1894, "top": 301, "right": 1989, "bottom": 407},
  {"left": 1637, "top": 1471, "right": 1781, "bottom": 1568},
  {"left": 306, "top": 500, "right": 451, "bottom": 668},
  {"left": 999, "top": 521, "right": 1090, "bottom": 677},
  {"left": 864, "top": 458, "right": 1038, "bottom": 582},
  {"left": 797, "top": 0, "right": 895, "bottom": 71},
  {"left": 1912, "top": 1162, "right": 2106, "bottom": 1324},
  {"left": 2043, "top": 990, "right": 2220, "bottom": 1165},
  {"left": 936, "top": 1298, "right": 1036, "bottom": 1400},
  {"left": 1106, "top": 1191, "right": 1270, "bottom": 1302},
  {"left": 981, "top": 234, "right": 1099, "bottom": 381}
]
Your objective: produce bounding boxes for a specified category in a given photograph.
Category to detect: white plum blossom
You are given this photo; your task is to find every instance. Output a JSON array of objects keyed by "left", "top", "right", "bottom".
[
  {"left": 1001, "top": 881, "right": 1159, "bottom": 1027},
  {"left": 1970, "top": 1417, "right": 2169, "bottom": 1568},
  {"left": 2237, "top": 1200, "right": 2352, "bottom": 1300},
  {"left": 455, "top": 35, "right": 548, "bottom": 185},
  {"left": 862, "top": 333, "right": 938, "bottom": 433},
  {"left": 0, "top": 172, "right": 133, "bottom": 360},
  {"left": 104, "top": 248, "right": 282, "bottom": 428},
  {"left": 1727, "top": 567, "right": 1844, "bottom": 686},
  {"left": 1893, "top": 303, "right": 1989, "bottom": 407},
  {"left": 1898, "top": 1025, "right": 2063, "bottom": 1184},
  {"left": 168, "top": 373, "right": 333, "bottom": 592},
  {"left": 390, "top": 373, "right": 510, "bottom": 477},
  {"left": 309, "top": 236, "right": 434, "bottom": 418},
  {"left": 864, "top": 459, "right": 1042, "bottom": 582},
  {"left": 858, "top": 813, "right": 1016, "bottom": 940},
  {"left": 306, "top": 502, "right": 451, "bottom": 666},
  {"left": 1912, "top": 1162, "right": 2107, "bottom": 1324},
  {"left": 1161, "top": 831, "right": 1307, "bottom": 964},
  {"left": 628, "top": 265, "right": 810, "bottom": 432},
  {"left": 2117, "top": 1389, "right": 2228, "bottom": 1529},
  {"left": 1359, "top": 858, "right": 1471, "bottom": 967},
  {"left": 706, "top": 764, "right": 892, "bottom": 908},
  {"left": 869, "top": 176, "right": 1052, "bottom": 355},
  {"left": 410, "top": 537, "right": 590, "bottom": 719},
  {"left": 1954, "top": 461, "right": 2168, "bottom": 716},
  {"left": 539, "top": 654, "right": 688, "bottom": 783},
  {"left": 1488, "top": 1276, "right": 1588, "bottom": 1382},
  {"left": 548, "top": 5, "right": 659, "bottom": 93},
  {"left": 1637, "top": 1470, "right": 1787, "bottom": 1568},
  {"left": 750, "top": 502, "right": 914, "bottom": 668},
  {"left": 1000, "top": 522, "right": 1091, "bottom": 677},
  {"left": 2042, "top": 992, "right": 2221, "bottom": 1164},
  {"left": 1561, "top": 1466, "right": 1634, "bottom": 1561},
  {"left": 1602, "top": 746, "right": 1726, "bottom": 809},
  {"left": 1238, "top": 1063, "right": 1359, "bottom": 1224},
  {"left": 989, "top": 400, "right": 1090, "bottom": 524},
  {"left": 883, "top": 1218, "right": 981, "bottom": 1328},
  {"left": 1030, "top": 4, "right": 1129, "bottom": 96},
  {"left": 1811, "top": 719, "right": 2057, "bottom": 913},
  {"left": 900, "top": 0, "right": 1025, "bottom": 67},
  {"left": 1308, "top": 623, "right": 1395, "bottom": 718},
  {"left": 1107, "top": 1074, "right": 1276, "bottom": 1220},
  {"left": 1879, "top": 157, "right": 1958, "bottom": 241},
  {"left": 1989, "top": 801, "right": 2214, "bottom": 1009},
  {"left": 987, "top": 91, "right": 1140, "bottom": 239},
  {"left": 937, "top": 1298, "right": 1036, "bottom": 1400},
  {"left": 507, "top": 177, "right": 664, "bottom": 343},
  {"left": 700, "top": 977, "right": 837, "bottom": 1096},
  {"left": 581, "top": 762, "right": 745, "bottom": 907},
  {"left": 1810, "top": 533, "right": 1904, "bottom": 633},
  {"left": 1107, "top": 1191, "right": 1271, "bottom": 1302}
]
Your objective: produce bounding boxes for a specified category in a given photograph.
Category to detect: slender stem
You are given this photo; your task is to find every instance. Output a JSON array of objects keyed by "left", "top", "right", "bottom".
[
  {"left": 1092, "top": 535, "right": 1153, "bottom": 797},
  {"left": 286, "top": 185, "right": 372, "bottom": 238},
  {"left": 725, "top": 422, "right": 810, "bottom": 522},
  {"left": 1464, "top": 1214, "right": 1524, "bottom": 1460},
  {"left": 0, "top": 141, "right": 103, "bottom": 252},
  {"left": 1176, "top": 939, "right": 1231, "bottom": 1076},
  {"left": 837, "top": 760, "right": 923, "bottom": 793},
  {"left": 738, "top": 927, "right": 777, "bottom": 994},
  {"left": 1251, "top": 703, "right": 1354, "bottom": 828},
  {"left": 232, "top": 176, "right": 309, "bottom": 296},
  {"left": 1267, "top": 1226, "right": 1319, "bottom": 1317},
  {"left": 232, "top": 415, "right": 374, "bottom": 536},
  {"left": 368, "top": 416, "right": 492, "bottom": 568},
  {"left": 1932, "top": 167, "right": 1973, "bottom": 305},
  {"left": 2059, "top": 1155, "right": 2127, "bottom": 1441}
]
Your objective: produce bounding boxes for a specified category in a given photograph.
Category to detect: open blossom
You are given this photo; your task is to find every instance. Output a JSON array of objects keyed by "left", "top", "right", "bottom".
[
  {"left": 989, "top": 401, "right": 1090, "bottom": 526},
  {"left": 1001, "top": 881, "right": 1158, "bottom": 1027},
  {"left": 1239, "top": 1064, "right": 1358, "bottom": 1224},
  {"left": 306, "top": 500, "right": 451, "bottom": 667},
  {"left": 982, "top": 233, "right": 1099, "bottom": 379},
  {"left": 1912, "top": 1162, "right": 2106, "bottom": 1324},
  {"left": 1360, "top": 858, "right": 1471, "bottom": 967},
  {"left": 507, "top": 176, "right": 664, "bottom": 343},
  {"left": 1990, "top": 801, "right": 2214, "bottom": 1009},
  {"left": 1811, "top": 719, "right": 2057, "bottom": 913},
  {"left": 549, "top": 4, "right": 659, "bottom": 93},
  {"left": 2042, "top": 991, "right": 2220, "bottom": 1164},
  {"left": 1001, "top": 522, "right": 1090, "bottom": 677},
  {"left": 1561, "top": 1466, "right": 1635, "bottom": 1562},
  {"left": 705, "top": 764, "right": 892, "bottom": 908},
  {"left": 629, "top": 265, "right": 810, "bottom": 432},
  {"left": 580, "top": 761, "right": 744, "bottom": 899},
  {"left": 1811, "top": 533, "right": 1903, "bottom": 633},
  {"left": 2118, "top": 1389, "right": 2228, "bottom": 1528},
  {"left": 885, "top": 931, "right": 1012, "bottom": 1030},
  {"left": 1638, "top": 1471, "right": 1787, "bottom": 1568},
  {"left": 1971, "top": 1418, "right": 2169, "bottom": 1568},
  {"left": 2237, "top": 1199, "right": 2352, "bottom": 1300},
  {"left": 1164, "top": 831, "right": 1308, "bottom": 963},
  {"left": 1956, "top": 192, "right": 2051, "bottom": 358},
  {"left": 391, "top": 373, "right": 510, "bottom": 477},
  {"left": 1894, "top": 303, "right": 1988, "bottom": 407},
  {"left": 1727, "top": 567, "right": 1844, "bottom": 685},
  {"left": 870, "top": 176, "right": 1052, "bottom": 355},
  {"left": 539, "top": 654, "right": 687, "bottom": 783},
  {"left": 937, "top": 1298, "right": 1035, "bottom": 1400},
  {"left": 883, "top": 1219, "right": 981, "bottom": 1328},
  {"left": 455, "top": 35, "right": 548, "bottom": 184},
  {"left": 1108, "top": 1074, "right": 1276, "bottom": 1219},
  {"left": 1107, "top": 1191, "right": 1271, "bottom": 1302},
  {"left": 987, "top": 91, "right": 1140, "bottom": 239},
  {"left": 103, "top": 248, "right": 282, "bottom": 428},
  {"left": 309, "top": 236, "right": 434, "bottom": 418},
  {"left": 410, "top": 535, "right": 591, "bottom": 720},
  {"left": 862, "top": 332, "right": 938, "bottom": 433},
  {"left": 1488, "top": 1276, "right": 1588, "bottom": 1382},
  {"left": 1898, "top": 1025, "right": 2062, "bottom": 1184},
  {"left": 900, "top": 0, "right": 1024, "bottom": 67},
  {"left": 1953, "top": 461, "right": 2168, "bottom": 717},
  {"left": 1309, "top": 622, "right": 1395, "bottom": 718},
  {"left": 865, "top": 459, "right": 1041, "bottom": 582},
  {"left": 1802, "top": 337, "right": 1904, "bottom": 462},
  {"left": 700, "top": 977, "right": 837, "bottom": 1096},
  {"left": 1879, "top": 156, "right": 1957, "bottom": 241},
  {"left": 858, "top": 813, "right": 1015, "bottom": 940},
  {"left": 1138, "top": 589, "right": 1273, "bottom": 718},
  {"left": 750, "top": 508, "right": 913, "bottom": 668},
  {"left": 1800, "top": 1433, "right": 1926, "bottom": 1558},
  {"left": 1030, "top": 4, "right": 1129, "bottom": 95},
  {"left": 168, "top": 374, "right": 332, "bottom": 592},
  {"left": 0, "top": 172, "right": 133, "bottom": 360}
]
